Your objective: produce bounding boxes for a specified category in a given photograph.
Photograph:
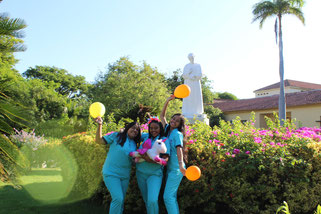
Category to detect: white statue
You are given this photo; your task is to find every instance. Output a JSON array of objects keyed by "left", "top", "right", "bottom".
[{"left": 182, "top": 53, "right": 208, "bottom": 124}]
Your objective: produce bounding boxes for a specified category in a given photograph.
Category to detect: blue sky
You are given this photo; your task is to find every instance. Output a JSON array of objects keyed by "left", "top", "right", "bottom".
[{"left": 2, "top": 0, "right": 321, "bottom": 99}]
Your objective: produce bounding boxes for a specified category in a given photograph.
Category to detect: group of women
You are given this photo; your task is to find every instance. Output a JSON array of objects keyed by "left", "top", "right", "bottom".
[{"left": 95, "top": 95, "right": 187, "bottom": 214}]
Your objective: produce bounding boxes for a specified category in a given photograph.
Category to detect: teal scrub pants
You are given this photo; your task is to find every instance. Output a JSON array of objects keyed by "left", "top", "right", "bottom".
[
  {"left": 136, "top": 172, "right": 163, "bottom": 214},
  {"left": 163, "top": 170, "right": 184, "bottom": 214},
  {"left": 103, "top": 175, "right": 130, "bottom": 214}
]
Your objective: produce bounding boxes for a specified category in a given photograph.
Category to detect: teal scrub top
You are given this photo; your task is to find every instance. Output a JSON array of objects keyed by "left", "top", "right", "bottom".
[
  {"left": 165, "top": 124, "right": 184, "bottom": 172},
  {"left": 136, "top": 135, "right": 170, "bottom": 176},
  {"left": 102, "top": 132, "right": 137, "bottom": 179}
]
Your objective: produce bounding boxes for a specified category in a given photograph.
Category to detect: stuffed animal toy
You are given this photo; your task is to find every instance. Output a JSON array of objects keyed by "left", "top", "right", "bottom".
[{"left": 130, "top": 139, "right": 168, "bottom": 166}]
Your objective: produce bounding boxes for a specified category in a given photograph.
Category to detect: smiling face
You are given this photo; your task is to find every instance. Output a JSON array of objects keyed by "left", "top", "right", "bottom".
[
  {"left": 127, "top": 124, "right": 140, "bottom": 139},
  {"left": 170, "top": 115, "right": 182, "bottom": 129},
  {"left": 149, "top": 122, "right": 161, "bottom": 138}
]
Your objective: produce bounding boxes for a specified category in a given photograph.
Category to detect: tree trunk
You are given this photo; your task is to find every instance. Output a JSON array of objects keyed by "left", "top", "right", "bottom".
[{"left": 278, "top": 15, "right": 286, "bottom": 126}]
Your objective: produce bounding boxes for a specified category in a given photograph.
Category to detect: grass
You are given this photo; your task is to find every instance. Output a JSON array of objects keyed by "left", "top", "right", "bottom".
[{"left": 0, "top": 168, "right": 106, "bottom": 214}]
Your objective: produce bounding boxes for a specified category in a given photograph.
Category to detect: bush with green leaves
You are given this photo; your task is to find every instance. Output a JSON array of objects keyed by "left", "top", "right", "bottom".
[
  {"left": 181, "top": 117, "right": 321, "bottom": 214},
  {"left": 59, "top": 114, "right": 321, "bottom": 213},
  {"left": 59, "top": 132, "right": 106, "bottom": 202},
  {"left": 59, "top": 114, "right": 131, "bottom": 202}
]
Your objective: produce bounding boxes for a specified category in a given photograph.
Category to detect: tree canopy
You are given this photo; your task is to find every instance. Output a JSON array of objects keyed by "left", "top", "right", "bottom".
[
  {"left": 91, "top": 57, "right": 182, "bottom": 121},
  {"left": 23, "top": 66, "right": 90, "bottom": 98}
]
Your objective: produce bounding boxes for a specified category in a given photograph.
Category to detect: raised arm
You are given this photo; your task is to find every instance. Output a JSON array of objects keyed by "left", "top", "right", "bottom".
[
  {"left": 160, "top": 95, "right": 175, "bottom": 128},
  {"left": 95, "top": 117, "right": 105, "bottom": 145}
]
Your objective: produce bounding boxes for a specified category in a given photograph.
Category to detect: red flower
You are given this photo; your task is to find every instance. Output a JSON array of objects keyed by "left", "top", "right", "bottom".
[
  {"left": 229, "top": 193, "right": 234, "bottom": 198},
  {"left": 221, "top": 159, "right": 225, "bottom": 162},
  {"left": 195, "top": 189, "right": 199, "bottom": 193}
]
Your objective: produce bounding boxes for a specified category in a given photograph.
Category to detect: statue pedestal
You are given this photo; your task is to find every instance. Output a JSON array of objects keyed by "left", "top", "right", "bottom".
[{"left": 183, "top": 113, "right": 209, "bottom": 125}]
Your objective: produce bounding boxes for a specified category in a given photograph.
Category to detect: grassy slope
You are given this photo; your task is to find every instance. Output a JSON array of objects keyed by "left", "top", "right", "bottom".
[{"left": 0, "top": 168, "right": 106, "bottom": 214}]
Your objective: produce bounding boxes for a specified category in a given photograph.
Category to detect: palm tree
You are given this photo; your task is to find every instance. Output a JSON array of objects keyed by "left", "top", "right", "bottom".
[
  {"left": 0, "top": 13, "right": 27, "bottom": 52},
  {"left": 0, "top": 92, "right": 29, "bottom": 182},
  {"left": 252, "top": 0, "right": 305, "bottom": 126}
]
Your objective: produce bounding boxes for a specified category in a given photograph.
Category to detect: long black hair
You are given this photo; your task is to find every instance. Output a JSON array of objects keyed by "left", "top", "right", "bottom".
[
  {"left": 117, "top": 121, "right": 141, "bottom": 148},
  {"left": 148, "top": 120, "right": 165, "bottom": 139},
  {"left": 164, "top": 113, "right": 188, "bottom": 163}
]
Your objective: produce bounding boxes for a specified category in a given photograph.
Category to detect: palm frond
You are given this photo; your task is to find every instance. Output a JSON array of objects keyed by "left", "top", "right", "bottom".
[
  {"left": 252, "top": 1, "right": 277, "bottom": 28},
  {"left": 287, "top": 7, "right": 305, "bottom": 24},
  {"left": 0, "top": 134, "right": 19, "bottom": 164},
  {"left": 0, "top": 14, "right": 26, "bottom": 38},
  {"left": 0, "top": 118, "right": 13, "bottom": 134}
]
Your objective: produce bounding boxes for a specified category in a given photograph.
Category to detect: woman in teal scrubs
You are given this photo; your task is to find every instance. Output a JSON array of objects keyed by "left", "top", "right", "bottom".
[
  {"left": 95, "top": 116, "right": 141, "bottom": 214},
  {"left": 160, "top": 96, "right": 187, "bottom": 214},
  {"left": 135, "top": 117, "right": 170, "bottom": 214}
]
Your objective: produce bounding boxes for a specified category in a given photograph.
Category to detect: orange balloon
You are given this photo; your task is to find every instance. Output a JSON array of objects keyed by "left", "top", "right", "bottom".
[
  {"left": 185, "top": 165, "right": 201, "bottom": 181},
  {"left": 174, "top": 84, "right": 191, "bottom": 98}
]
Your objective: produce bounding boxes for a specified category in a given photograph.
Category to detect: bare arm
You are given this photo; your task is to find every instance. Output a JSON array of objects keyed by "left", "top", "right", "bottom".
[
  {"left": 160, "top": 95, "right": 175, "bottom": 128},
  {"left": 95, "top": 117, "right": 105, "bottom": 145},
  {"left": 176, "top": 146, "right": 186, "bottom": 176}
]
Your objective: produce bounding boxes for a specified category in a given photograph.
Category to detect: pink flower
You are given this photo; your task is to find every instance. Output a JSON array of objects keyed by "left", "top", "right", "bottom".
[
  {"left": 233, "top": 149, "right": 240, "bottom": 154},
  {"left": 254, "top": 137, "right": 262, "bottom": 144},
  {"left": 245, "top": 151, "right": 251, "bottom": 154}
]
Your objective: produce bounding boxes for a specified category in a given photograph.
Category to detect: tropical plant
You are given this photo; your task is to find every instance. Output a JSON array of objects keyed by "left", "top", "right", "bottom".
[
  {"left": 0, "top": 13, "right": 26, "bottom": 52},
  {"left": 0, "top": 92, "right": 29, "bottom": 182},
  {"left": 276, "top": 201, "right": 291, "bottom": 214},
  {"left": 252, "top": 0, "right": 305, "bottom": 126}
]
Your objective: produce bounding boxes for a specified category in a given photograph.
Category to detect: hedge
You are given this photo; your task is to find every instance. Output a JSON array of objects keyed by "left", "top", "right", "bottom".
[{"left": 59, "top": 116, "right": 321, "bottom": 213}]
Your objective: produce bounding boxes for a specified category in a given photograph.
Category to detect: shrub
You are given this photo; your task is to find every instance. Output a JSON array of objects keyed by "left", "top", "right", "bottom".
[
  {"left": 60, "top": 132, "right": 106, "bottom": 202},
  {"left": 61, "top": 114, "right": 321, "bottom": 213},
  {"left": 204, "top": 105, "right": 225, "bottom": 127},
  {"left": 10, "top": 129, "right": 48, "bottom": 168},
  {"left": 181, "top": 118, "right": 321, "bottom": 214}
]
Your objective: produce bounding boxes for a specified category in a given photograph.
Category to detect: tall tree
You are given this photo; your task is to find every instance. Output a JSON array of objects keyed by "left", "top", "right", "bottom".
[
  {"left": 23, "top": 66, "right": 90, "bottom": 98},
  {"left": 252, "top": 0, "right": 305, "bottom": 125},
  {"left": 92, "top": 57, "right": 181, "bottom": 121}
]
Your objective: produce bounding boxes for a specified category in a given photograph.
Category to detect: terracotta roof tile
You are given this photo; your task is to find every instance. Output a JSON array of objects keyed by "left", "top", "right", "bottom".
[
  {"left": 254, "top": 79, "right": 321, "bottom": 92},
  {"left": 212, "top": 90, "right": 321, "bottom": 112}
]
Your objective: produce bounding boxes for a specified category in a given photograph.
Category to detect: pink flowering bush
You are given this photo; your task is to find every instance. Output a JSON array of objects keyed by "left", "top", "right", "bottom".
[
  {"left": 60, "top": 114, "right": 321, "bottom": 213},
  {"left": 180, "top": 117, "right": 321, "bottom": 214},
  {"left": 10, "top": 129, "right": 48, "bottom": 168}
]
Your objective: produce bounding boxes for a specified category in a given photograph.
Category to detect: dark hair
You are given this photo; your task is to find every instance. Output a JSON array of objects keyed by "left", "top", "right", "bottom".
[
  {"left": 117, "top": 121, "right": 141, "bottom": 148},
  {"left": 148, "top": 120, "right": 164, "bottom": 139},
  {"left": 164, "top": 113, "right": 188, "bottom": 163}
]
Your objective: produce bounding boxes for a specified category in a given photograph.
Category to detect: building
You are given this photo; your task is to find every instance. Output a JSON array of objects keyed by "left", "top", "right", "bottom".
[
  {"left": 254, "top": 79, "right": 321, "bottom": 98},
  {"left": 212, "top": 80, "right": 321, "bottom": 128}
]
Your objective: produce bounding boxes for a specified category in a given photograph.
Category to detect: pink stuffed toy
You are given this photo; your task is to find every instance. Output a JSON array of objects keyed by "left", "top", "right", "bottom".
[{"left": 130, "top": 139, "right": 168, "bottom": 166}]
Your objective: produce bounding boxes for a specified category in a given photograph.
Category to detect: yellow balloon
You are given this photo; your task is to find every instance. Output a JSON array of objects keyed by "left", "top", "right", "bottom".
[
  {"left": 174, "top": 84, "right": 191, "bottom": 98},
  {"left": 89, "top": 102, "right": 105, "bottom": 118},
  {"left": 186, "top": 165, "right": 201, "bottom": 181}
]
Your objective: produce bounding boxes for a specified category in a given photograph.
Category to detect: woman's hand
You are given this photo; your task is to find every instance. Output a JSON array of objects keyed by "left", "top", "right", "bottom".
[
  {"left": 179, "top": 162, "right": 186, "bottom": 176},
  {"left": 168, "top": 95, "right": 175, "bottom": 101},
  {"left": 94, "top": 116, "right": 103, "bottom": 125}
]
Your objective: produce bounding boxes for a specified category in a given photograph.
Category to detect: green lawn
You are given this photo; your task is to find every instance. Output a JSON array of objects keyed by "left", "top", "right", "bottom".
[{"left": 0, "top": 168, "right": 106, "bottom": 214}]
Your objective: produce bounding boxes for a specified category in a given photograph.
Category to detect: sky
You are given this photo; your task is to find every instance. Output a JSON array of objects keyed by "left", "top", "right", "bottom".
[{"left": 2, "top": 0, "right": 321, "bottom": 99}]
